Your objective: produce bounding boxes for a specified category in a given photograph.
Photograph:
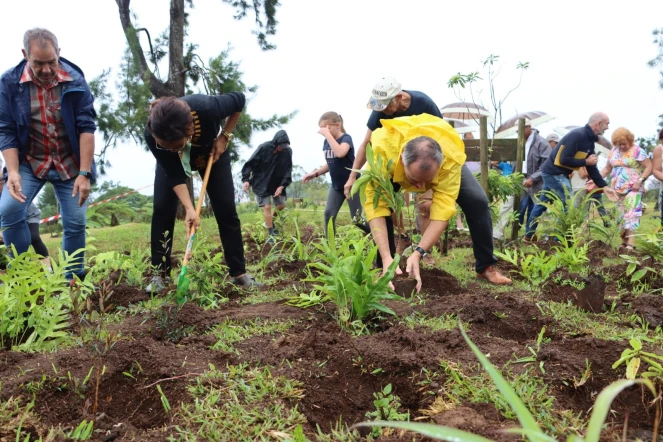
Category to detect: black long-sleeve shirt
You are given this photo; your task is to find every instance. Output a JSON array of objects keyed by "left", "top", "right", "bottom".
[
  {"left": 541, "top": 124, "right": 607, "bottom": 188},
  {"left": 145, "top": 92, "right": 245, "bottom": 187}
]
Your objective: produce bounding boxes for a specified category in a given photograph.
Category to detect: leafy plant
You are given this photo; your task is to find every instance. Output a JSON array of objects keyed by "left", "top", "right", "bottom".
[
  {"left": 306, "top": 220, "right": 402, "bottom": 332},
  {"left": 552, "top": 227, "right": 589, "bottom": 275},
  {"left": 0, "top": 247, "right": 92, "bottom": 352},
  {"left": 537, "top": 189, "right": 594, "bottom": 243},
  {"left": 494, "top": 246, "right": 558, "bottom": 287},
  {"left": 621, "top": 254, "right": 657, "bottom": 284},
  {"left": 186, "top": 242, "right": 228, "bottom": 307},
  {"left": 365, "top": 383, "right": 409, "bottom": 437},
  {"left": 350, "top": 143, "right": 405, "bottom": 220},
  {"left": 353, "top": 321, "right": 656, "bottom": 442},
  {"left": 484, "top": 169, "right": 525, "bottom": 204}
]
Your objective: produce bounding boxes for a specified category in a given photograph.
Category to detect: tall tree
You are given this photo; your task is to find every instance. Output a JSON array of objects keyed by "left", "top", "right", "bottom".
[{"left": 93, "top": 0, "right": 293, "bottom": 170}]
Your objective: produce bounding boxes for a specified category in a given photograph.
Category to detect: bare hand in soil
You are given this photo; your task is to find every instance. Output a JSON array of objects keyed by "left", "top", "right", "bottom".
[{"left": 406, "top": 254, "right": 422, "bottom": 293}]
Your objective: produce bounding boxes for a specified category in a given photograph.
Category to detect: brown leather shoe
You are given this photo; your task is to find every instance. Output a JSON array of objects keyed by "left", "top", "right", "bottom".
[{"left": 477, "top": 266, "right": 512, "bottom": 285}]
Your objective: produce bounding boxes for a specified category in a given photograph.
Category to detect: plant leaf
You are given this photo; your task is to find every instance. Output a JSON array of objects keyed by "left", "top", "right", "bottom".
[
  {"left": 584, "top": 379, "right": 655, "bottom": 441},
  {"left": 352, "top": 421, "right": 493, "bottom": 442},
  {"left": 459, "top": 322, "right": 546, "bottom": 440}
]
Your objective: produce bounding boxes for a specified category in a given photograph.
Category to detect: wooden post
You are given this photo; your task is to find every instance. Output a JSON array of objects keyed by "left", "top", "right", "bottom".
[
  {"left": 479, "top": 116, "right": 488, "bottom": 194},
  {"left": 510, "top": 118, "right": 526, "bottom": 241}
]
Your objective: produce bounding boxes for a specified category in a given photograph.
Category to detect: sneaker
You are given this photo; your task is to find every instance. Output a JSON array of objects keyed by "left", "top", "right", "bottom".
[
  {"left": 231, "top": 274, "right": 264, "bottom": 287},
  {"left": 476, "top": 266, "right": 512, "bottom": 285},
  {"left": 146, "top": 276, "right": 166, "bottom": 294},
  {"left": 266, "top": 235, "right": 276, "bottom": 245}
]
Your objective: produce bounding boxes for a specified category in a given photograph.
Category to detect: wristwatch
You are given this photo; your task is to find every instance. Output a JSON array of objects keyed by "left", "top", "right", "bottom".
[
  {"left": 414, "top": 246, "right": 428, "bottom": 258},
  {"left": 220, "top": 130, "right": 234, "bottom": 141},
  {"left": 78, "top": 170, "right": 92, "bottom": 179}
]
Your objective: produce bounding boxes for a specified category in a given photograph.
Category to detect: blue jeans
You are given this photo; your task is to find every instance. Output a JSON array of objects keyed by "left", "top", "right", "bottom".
[
  {"left": 0, "top": 163, "right": 87, "bottom": 278},
  {"left": 525, "top": 172, "right": 571, "bottom": 238},
  {"left": 519, "top": 193, "right": 535, "bottom": 228}
]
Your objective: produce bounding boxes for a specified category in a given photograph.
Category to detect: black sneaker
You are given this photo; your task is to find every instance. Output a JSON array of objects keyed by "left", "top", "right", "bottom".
[{"left": 231, "top": 274, "right": 264, "bottom": 287}]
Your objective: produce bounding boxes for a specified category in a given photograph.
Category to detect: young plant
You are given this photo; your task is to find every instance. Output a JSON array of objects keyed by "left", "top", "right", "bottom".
[
  {"left": 537, "top": 189, "right": 593, "bottom": 243},
  {"left": 365, "top": 383, "right": 409, "bottom": 437},
  {"left": 0, "top": 247, "right": 91, "bottom": 352},
  {"left": 519, "top": 250, "right": 558, "bottom": 288},
  {"left": 306, "top": 220, "right": 403, "bottom": 332},
  {"left": 350, "top": 143, "right": 405, "bottom": 220},
  {"left": 552, "top": 227, "right": 589, "bottom": 275}
]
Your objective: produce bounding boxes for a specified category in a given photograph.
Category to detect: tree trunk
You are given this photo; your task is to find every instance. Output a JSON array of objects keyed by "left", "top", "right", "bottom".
[{"left": 116, "top": 0, "right": 191, "bottom": 219}]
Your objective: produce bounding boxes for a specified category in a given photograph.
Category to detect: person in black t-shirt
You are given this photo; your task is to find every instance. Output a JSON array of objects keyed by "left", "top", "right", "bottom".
[
  {"left": 144, "top": 93, "right": 262, "bottom": 292},
  {"left": 302, "top": 111, "right": 369, "bottom": 236},
  {"left": 348, "top": 77, "right": 511, "bottom": 285}
]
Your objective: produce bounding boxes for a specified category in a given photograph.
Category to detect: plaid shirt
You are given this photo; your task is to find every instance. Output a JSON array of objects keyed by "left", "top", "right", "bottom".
[{"left": 20, "top": 63, "right": 79, "bottom": 180}]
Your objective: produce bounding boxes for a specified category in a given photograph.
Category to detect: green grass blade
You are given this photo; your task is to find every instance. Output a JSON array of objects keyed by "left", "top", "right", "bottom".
[
  {"left": 459, "top": 321, "right": 545, "bottom": 441},
  {"left": 352, "top": 421, "right": 493, "bottom": 442},
  {"left": 584, "top": 379, "right": 655, "bottom": 442}
]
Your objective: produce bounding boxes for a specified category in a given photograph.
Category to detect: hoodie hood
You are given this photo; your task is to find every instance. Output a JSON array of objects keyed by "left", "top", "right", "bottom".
[{"left": 272, "top": 130, "right": 290, "bottom": 147}]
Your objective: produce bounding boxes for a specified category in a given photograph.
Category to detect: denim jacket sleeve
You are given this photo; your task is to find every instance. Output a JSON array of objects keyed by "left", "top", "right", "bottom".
[
  {"left": 72, "top": 81, "right": 96, "bottom": 135},
  {"left": 0, "top": 78, "right": 20, "bottom": 151}
]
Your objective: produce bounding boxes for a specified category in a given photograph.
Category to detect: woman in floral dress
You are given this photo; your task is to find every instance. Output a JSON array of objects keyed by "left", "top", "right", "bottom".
[{"left": 600, "top": 127, "right": 652, "bottom": 250}]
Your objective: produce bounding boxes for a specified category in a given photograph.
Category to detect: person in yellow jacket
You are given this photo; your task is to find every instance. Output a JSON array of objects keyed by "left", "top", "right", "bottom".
[{"left": 362, "top": 114, "right": 511, "bottom": 292}]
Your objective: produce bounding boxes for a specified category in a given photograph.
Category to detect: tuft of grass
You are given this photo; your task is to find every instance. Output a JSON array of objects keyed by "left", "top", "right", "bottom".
[
  {"left": 537, "top": 301, "right": 663, "bottom": 344},
  {"left": 240, "top": 287, "right": 296, "bottom": 305},
  {"left": 208, "top": 318, "right": 295, "bottom": 354},
  {"left": 173, "top": 363, "right": 306, "bottom": 441},
  {"left": 402, "top": 313, "right": 467, "bottom": 333}
]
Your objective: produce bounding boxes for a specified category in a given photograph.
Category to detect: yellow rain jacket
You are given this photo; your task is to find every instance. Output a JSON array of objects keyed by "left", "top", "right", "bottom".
[{"left": 364, "top": 114, "right": 466, "bottom": 222}]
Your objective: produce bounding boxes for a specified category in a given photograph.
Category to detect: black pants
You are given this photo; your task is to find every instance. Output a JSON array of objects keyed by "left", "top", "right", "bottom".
[
  {"left": 29, "top": 223, "right": 49, "bottom": 257},
  {"left": 376, "top": 165, "right": 497, "bottom": 273},
  {"left": 151, "top": 153, "right": 246, "bottom": 277}
]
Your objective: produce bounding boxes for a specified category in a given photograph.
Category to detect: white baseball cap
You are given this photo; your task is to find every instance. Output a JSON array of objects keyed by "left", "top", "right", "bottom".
[{"left": 366, "top": 77, "right": 402, "bottom": 112}]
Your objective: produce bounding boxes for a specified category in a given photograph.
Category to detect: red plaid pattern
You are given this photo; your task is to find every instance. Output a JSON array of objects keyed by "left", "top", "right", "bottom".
[{"left": 20, "top": 64, "right": 79, "bottom": 180}]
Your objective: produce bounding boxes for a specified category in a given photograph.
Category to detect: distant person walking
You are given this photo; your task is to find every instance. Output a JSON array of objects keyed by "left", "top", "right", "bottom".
[
  {"left": 241, "top": 130, "right": 293, "bottom": 244},
  {"left": 302, "top": 111, "right": 369, "bottom": 236}
]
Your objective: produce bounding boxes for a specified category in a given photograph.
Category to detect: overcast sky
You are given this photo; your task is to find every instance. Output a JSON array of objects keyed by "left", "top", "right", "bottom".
[{"left": 2, "top": 0, "right": 663, "bottom": 196}]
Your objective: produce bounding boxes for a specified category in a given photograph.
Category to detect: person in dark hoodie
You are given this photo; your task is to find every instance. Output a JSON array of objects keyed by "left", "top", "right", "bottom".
[
  {"left": 144, "top": 92, "right": 263, "bottom": 293},
  {"left": 241, "top": 130, "right": 293, "bottom": 243}
]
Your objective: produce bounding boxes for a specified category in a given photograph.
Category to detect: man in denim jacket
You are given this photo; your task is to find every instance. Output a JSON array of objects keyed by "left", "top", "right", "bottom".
[{"left": 0, "top": 28, "right": 96, "bottom": 279}]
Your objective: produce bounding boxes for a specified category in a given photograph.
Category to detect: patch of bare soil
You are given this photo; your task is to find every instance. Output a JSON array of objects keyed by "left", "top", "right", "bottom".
[{"left": 1, "top": 266, "right": 660, "bottom": 440}]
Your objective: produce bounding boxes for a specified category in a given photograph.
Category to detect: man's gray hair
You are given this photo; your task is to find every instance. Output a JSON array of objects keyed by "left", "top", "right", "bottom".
[
  {"left": 402, "top": 136, "right": 443, "bottom": 171},
  {"left": 23, "top": 28, "right": 59, "bottom": 56}
]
